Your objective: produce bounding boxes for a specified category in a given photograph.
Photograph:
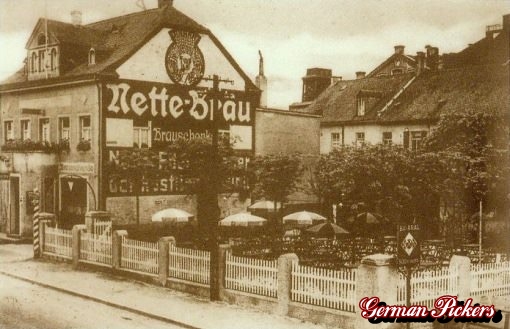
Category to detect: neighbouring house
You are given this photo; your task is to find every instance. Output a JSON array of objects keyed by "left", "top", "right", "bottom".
[
  {"left": 0, "top": 0, "right": 261, "bottom": 236},
  {"left": 302, "top": 13, "right": 510, "bottom": 241},
  {"left": 304, "top": 14, "right": 509, "bottom": 155}
]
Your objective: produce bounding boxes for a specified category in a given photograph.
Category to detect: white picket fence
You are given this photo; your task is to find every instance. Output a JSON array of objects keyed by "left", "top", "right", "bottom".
[
  {"left": 168, "top": 245, "right": 210, "bottom": 284},
  {"left": 225, "top": 252, "right": 278, "bottom": 298},
  {"left": 397, "top": 267, "right": 458, "bottom": 309},
  {"left": 121, "top": 237, "right": 159, "bottom": 275},
  {"left": 79, "top": 232, "right": 112, "bottom": 266},
  {"left": 94, "top": 220, "right": 112, "bottom": 236},
  {"left": 470, "top": 261, "right": 510, "bottom": 298},
  {"left": 43, "top": 227, "right": 73, "bottom": 259},
  {"left": 291, "top": 263, "right": 357, "bottom": 313}
]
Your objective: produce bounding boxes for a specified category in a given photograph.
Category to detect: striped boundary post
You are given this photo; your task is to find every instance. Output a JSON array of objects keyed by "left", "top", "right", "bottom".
[{"left": 33, "top": 203, "right": 40, "bottom": 258}]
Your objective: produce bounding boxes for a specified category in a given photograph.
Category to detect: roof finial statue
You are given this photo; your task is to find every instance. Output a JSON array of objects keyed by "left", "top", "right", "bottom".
[{"left": 258, "top": 50, "right": 264, "bottom": 76}]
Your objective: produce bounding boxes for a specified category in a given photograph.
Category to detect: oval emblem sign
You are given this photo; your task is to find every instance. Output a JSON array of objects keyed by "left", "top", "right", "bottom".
[{"left": 165, "top": 30, "right": 205, "bottom": 87}]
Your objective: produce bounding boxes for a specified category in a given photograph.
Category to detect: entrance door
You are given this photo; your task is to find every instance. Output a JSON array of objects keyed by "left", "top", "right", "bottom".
[
  {"left": 9, "top": 177, "right": 20, "bottom": 235},
  {"left": 0, "top": 179, "right": 9, "bottom": 233},
  {"left": 60, "top": 177, "right": 87, "bottom": 230}
]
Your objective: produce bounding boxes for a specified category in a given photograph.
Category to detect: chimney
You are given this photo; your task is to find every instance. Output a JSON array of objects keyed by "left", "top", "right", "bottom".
[
  {"left": 332, "top": 76, "right": 342, "bottom": 84},
  {"left": 158, "top": 0, "right": 173, "bottom": 8},
  {"left": 394, "top": 45, "right": 405, "bottom": 55},
  {"left": 425, "top": 45, "right": 439, "bottom": 70},
  {"left": 255, "top": 50, "right": 267, "bottom": 108},
  {"left": 71, "top": 10, "right": 82, "bottom": 26},
  {"left": 356, "top": 71, "right": 366, "bottom": 79},
  {"left": 504, "top": 14, "right": 510, "bottom": 31},
  {"left": 416, "top": 51, "right": 425, "bottom": 76}
]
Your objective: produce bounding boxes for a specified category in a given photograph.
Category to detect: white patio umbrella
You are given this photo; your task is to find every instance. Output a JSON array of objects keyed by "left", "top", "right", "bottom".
[
  {"left": 151, "top": 208, "right": 193, "bottom": 223},
  {"left": 248, "top": 200, "right": 281, "bottom": 212},
  {"left": 219, "top": 212, "right": 267, "bottom": 227},
  {"left": 283, "top": 211, "right": 327, "bottom": 226}
]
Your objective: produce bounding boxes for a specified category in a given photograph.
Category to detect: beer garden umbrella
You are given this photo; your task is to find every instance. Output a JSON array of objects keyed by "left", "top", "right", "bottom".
[
  {"left": 346, "top": 211, "right": 390, "bottom": 236},
  {"left": 248, "top": 200, "right": 281, "bottom": 212},
  {"left": 151, "top": 208, "right": 193, "bottom": 223},
  {"left": 306, "top": 221, "right": 349, "bottom": 239},
  {"left": 219, "top": 212, "right": 267, "bottom": 227},
  {"left": 283, "top": 211, "right": 326, "bottom": 226}
]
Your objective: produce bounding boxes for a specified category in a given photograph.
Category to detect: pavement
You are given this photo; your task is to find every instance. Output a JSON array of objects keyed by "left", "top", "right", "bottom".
[{"left": 0, "top": 244, "right": 334, "bottom": 329}]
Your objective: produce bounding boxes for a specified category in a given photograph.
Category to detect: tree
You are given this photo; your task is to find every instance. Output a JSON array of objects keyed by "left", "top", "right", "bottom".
[
  {"left": 248, "top": 153, "right": 303, "bottom": 213},
  {"left": 423, "top": 107, "right": 510, "bottom": 245},
  {"left": 105, "top": 136, "right": 241, "bottom": 229},
  {"left": 423, "top": 107, "right": 510, "bottom": 212},
  {"left": 168, "top": 136, "right": 242, "bottom": 231},
  {"left": 312, "top": 145, "right": 449, "bottom": 233}
]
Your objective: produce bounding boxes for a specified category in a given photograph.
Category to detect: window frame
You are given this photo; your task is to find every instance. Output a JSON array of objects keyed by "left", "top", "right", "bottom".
[
  {"left": 58, "top": 116, "right": 70, "bottom": 143},
  {"left": 88, "top": 48, "right": 96, "bottom": 65},
  {"left": 133, "top": 126, "right": 150, "bottom": 148},
  {"left": 3, "top": 120, "right": 14, "bottom": 142},
  {"left": 410, "top": 131, "right": 426, "bottom": 151},
  {"left": 382, "top": 131, "right": 392, "bottom": 145},
  {"left": 79, "top": 115, "right": 91, "bottom": 142},
  {"left": 38, "top": 49, "right": 45, "bottom": 72},
  {"left": 39, "top": 117, "right": 51, "bottom": 143},
  {"left": 357, "top": 97, "right": 366, "bottom": 116},
  {"left": 20, "top": 119, "right": 31, "bottom": 141},
  {"left": 356, "top": 132, "right": 365, "bottom": 147},
  {"left": 331, "top": 132, "right": 341, "bottom": 149}
]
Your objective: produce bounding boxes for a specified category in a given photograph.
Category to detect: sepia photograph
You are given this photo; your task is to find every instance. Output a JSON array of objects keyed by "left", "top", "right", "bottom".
[{"left": 0, "top": 0, "right": 509, "bottom": 328}]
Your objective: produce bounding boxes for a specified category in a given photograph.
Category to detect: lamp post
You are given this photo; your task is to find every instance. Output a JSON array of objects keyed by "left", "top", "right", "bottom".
[{"left": 202, "top": 74, "right": 233, "bottom": 301}]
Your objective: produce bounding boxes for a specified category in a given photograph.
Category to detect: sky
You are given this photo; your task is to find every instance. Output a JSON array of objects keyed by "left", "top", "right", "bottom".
[{"left": 0, "top": 0, "right": 508, "bottom": 109}]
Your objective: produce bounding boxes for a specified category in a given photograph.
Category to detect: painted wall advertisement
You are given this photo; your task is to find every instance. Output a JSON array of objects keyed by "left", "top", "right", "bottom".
[{"left": 102, "top": 80, "right": 257, "bottom": 197}]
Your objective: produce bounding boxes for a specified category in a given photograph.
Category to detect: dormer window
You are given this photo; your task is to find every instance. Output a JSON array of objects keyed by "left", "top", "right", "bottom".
[
  {"left": 88, "top": 48, "right": 96, "bottom": 65},
  {"left": 391, "top": 68, "right": 404, "bottom": 75},
  {"left": 357, "top": 97, "right": 366, "bottom": 116}
]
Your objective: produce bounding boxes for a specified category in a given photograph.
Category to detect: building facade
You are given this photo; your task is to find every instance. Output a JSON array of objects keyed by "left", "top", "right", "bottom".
[{"left": 0, "top": 1, "right": 260, "bottom": 235}]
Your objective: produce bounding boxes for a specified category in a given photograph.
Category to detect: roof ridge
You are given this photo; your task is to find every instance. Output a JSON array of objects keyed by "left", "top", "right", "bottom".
[{"left": 85, "top": 7, "right": 162, "bottom": 29}]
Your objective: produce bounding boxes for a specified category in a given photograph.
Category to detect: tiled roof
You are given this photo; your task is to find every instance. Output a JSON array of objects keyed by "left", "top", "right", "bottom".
[
  {"left": 379, "top": 63, "right": 510, "bottom": 122},
  {"left": 313, "top": 27, "right": 509, "bottom": 125},
  {"left": 1, "top": 6, "right": 256, "bottom": 91},
  {"left": 442, "top": 30, "right": 509, "bottom": 68},
  {"left": 310, "top": 73, "right": 414, "bottom": 124}
]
